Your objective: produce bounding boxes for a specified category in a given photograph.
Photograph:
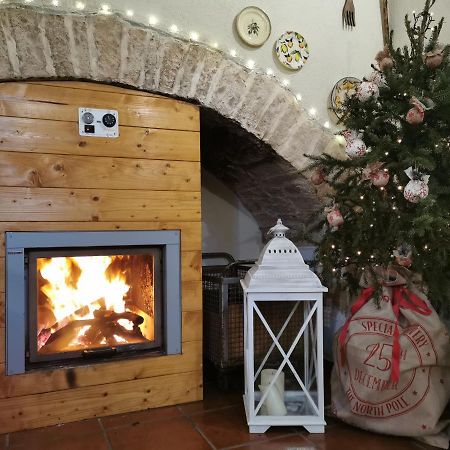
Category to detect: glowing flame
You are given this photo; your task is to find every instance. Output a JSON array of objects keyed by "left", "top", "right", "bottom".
[{"left": 38, "top": 255, "right": 130, "bottom": 323}]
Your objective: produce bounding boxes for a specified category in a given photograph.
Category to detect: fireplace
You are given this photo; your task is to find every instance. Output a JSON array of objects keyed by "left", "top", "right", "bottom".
[{"left": 6, "top": 230, "right": 182, "bottom": 375}]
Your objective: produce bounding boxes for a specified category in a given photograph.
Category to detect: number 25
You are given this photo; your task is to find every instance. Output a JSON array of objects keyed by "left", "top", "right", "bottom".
[{"left": 363, "top": 343, "right": 392, "bottom": 372}]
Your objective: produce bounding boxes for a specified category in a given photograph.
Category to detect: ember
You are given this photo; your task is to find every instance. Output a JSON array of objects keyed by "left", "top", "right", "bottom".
[{"left": 35, "top": 253, "right": 155, "bottom": 355}]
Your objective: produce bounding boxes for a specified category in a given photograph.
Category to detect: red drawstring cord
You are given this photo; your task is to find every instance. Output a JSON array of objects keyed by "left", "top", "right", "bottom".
[{"left": 339, "top": 286, "right": 432, "bottom": 383}]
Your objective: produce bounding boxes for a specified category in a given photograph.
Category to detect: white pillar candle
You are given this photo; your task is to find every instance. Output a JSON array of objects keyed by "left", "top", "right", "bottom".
[
  {"left": 261, "top": 369, "right": 285, "bottom": 397},
  {"left": 259, "top": 384, "right": 287, "bottom": 416}
]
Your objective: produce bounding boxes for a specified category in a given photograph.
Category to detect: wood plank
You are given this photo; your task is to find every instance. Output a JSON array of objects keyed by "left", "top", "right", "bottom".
[
  {"left": 182, "top": 310, "right": 202, "bottom": 343},
  {"left": 0, "top": 369, "right": 202, "bottom": 433},
  {"left": 0, "top": 221, "right": 202, "bottom": 255},
  {"left": 182, "top": 280, "right": 202, "bottom": 312},
  {"left": 0, "top": 340, "right": 201, "bottom": 399},
  {"left": 0, "top": 293, "right": 3, "bottom": 327},
  {"left": 29, "top": 81, "right": 162, "bottom": 98},
  {"left": 0, "top": 116, "right": 200, "bottom": 162},
  {"left": 0, "top": 151, "right": 200, "bottom": 191},
  {"left": 0, "top": 327, "right": 4, "bottom": 364},
  {"left": 0, "top": 187, "right": 200, "bottom": 222},
  {"left": 0, "top": 83, "right": 200, "bottom": 131}
]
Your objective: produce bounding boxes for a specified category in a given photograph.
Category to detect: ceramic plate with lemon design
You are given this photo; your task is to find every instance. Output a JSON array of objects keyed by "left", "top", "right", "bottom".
[
  {"left": 275, "top": 31, "right": 310, "bottom": 70},
  {"left": 330, "top": 77, "right": 361, "bottom": 118}
]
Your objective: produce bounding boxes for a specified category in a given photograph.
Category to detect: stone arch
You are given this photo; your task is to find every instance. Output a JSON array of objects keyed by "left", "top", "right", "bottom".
[{"left": 0, "top": 5, "right": 332, "bottom": 237}]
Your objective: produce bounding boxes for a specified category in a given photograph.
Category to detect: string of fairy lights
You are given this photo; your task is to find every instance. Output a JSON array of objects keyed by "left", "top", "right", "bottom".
[{"left": 4, "top": 0, "right": 332, "bottom": 131}]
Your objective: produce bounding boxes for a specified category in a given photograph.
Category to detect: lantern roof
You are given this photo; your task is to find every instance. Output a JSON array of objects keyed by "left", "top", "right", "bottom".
[{"left": 241, "top": 219, "right": 327, "bottom": 293}]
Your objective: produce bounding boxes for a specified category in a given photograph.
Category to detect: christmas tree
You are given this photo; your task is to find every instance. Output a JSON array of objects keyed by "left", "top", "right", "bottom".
[{"left": 306, "top": 0, "right": 450, "bottom": 314}]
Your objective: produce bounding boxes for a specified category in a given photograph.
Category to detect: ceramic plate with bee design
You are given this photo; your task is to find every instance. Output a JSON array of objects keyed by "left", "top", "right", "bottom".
[
  {"left": 235, "top": 6, "right": 271, "bottom": 47},
  {"left": 330, "top": 77, "right": 361, "bottom": 118},
  {"left": 275, "top": 31, "right": 310, "bottom": 70}
]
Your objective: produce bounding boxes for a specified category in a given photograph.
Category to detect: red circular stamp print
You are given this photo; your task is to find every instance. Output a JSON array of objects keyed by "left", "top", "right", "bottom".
[{"left": 337, "top": 316, "right": 437, "bottom": 418}]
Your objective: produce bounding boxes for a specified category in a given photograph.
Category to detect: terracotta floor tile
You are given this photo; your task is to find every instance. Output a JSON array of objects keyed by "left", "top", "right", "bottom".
[
  {"left": 101, "top": 405, "right": 181, "bottom": 429},
  {"left": 305, "top": 422, "right": 423, "bottom": 450},
  {"left": 228, "top": 433, "right": 320, "bottom": 449},
  {"left": 179, "top": 385, "right": 242, "bottom": 416},
  {"left": 8, "top": 419, "right": 102, "bottom": 448},
  {"left": 191, "top": 404, "right": 295, "bottom": 449},
  {"left": 107, "top": 416, "right": 211, "bottom": 450},
  {"left": 28, "top": 432, "right": 108, "bottom": 450}
]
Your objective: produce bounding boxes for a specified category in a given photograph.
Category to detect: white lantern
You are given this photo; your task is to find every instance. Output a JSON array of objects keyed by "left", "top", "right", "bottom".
[{"left": 241, "top": 219, "right": 328, "bottom": 434}]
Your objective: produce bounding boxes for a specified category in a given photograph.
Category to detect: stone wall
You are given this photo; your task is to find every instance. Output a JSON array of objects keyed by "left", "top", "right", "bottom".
[{"left": 0, "top": 5, "right": 332, "bottom": 234}]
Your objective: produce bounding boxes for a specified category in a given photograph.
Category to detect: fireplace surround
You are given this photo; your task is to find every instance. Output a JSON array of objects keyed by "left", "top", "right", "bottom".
[{"left": 6, "top": 230, "right": 181, "bottom": 375}]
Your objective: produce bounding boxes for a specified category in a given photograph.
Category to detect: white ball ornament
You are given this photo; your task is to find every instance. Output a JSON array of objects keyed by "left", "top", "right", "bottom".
[
  {"left": 366, "top": 71, "right": 386, "bottom": 87},
  {"left": 345, "top": 138, "right": 367, "bottom": 158},
  {"left": 371, "top": 170, "right": 390, "bottom": 187},
  {"left": 326, "top": 208, "right": 344, "bottom": 230},
  {"left": 403, "top": 167, "right": 430, "bottom": 203},
  {"left": 356, "top": 81, "right": 380, "bottom": 102}
]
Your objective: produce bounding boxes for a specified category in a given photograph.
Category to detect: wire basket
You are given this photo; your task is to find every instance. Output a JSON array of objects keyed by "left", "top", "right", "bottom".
[{"left": 203, "top": 253, "right": 304, "bottom": 371}]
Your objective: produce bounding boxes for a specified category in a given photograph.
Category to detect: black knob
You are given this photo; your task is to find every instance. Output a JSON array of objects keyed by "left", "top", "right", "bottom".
[{"left": 102, "top": 113, "right": 116, "bottom": 128}]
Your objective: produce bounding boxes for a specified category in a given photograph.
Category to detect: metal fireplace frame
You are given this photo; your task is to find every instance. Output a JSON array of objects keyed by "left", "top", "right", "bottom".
[
  {"left": 5, "top": 230, "right": 182, "bottom": 375},
  {"left": 28, "top": 246, "right": 163, "bottom": 363}
]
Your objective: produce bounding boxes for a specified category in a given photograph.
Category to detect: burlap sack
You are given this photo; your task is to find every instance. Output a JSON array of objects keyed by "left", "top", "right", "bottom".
[{"left": 331, "top": 268, "right": 450, "bottom": 448}]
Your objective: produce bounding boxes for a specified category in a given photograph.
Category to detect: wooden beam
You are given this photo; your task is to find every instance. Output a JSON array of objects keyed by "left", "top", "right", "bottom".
[{"left": 380, "top": 0, "right": 390, "bottom": 46}]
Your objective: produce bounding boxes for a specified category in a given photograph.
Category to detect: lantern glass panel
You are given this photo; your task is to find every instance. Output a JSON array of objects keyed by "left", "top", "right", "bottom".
[{"left": 252, "top": 299, "right": 320, "bottom": 417}]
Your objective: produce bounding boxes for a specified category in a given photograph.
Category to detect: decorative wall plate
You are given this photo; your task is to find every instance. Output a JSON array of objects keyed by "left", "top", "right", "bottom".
[
  {"left": 330, "top": 77, "right": 361, "bottom": 118},
  {"left": 275, "top": 31, "right": 310, "bottom": 70},
  {"left": 235, "top": 6, "right": 271, "bottom": 47}
]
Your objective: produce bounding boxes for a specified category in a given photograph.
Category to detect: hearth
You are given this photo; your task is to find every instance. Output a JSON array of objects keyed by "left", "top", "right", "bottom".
[{"left": 6, "top": 230, "right": 182, "bottom": 375}]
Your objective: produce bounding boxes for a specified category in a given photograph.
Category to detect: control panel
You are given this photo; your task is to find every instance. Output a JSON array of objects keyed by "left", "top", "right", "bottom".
[{"left": 78, "top": 107, "right": 119, "bottom": 138}]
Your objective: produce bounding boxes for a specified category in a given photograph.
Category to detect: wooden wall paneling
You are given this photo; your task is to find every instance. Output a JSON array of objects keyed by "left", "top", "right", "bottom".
[
  {"left": 0, "top": 370, "right": 203, "bottom": 433},
  {"left": 0, "top": 83, "right": 200, "bottom": 131},
  {"left": 0, "top": 221, "right": 202, "bottom": 255},
  {"left": 0, "top": 117, "right": 200, "bottom": 162},
  {"left": 0, "top": 151, "right": 200, "bottom": 191},
  {"left": 0, "top": 81, "right": 203, "bottom": 432},
  {"left": 0, "top": 187, "right": 201, "bottom": 222},
  {"left": 0, "top": 340, "right": 202, "bottom": 399}
]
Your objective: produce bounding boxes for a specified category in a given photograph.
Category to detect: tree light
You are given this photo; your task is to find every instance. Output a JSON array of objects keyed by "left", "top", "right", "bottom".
[
  {"left": 169, "top": 24, "right": 179, "bottom": 33},
  {"left": 126, "top": 9, "right": 134, "bottom": 17},
  {"left": 296, "top": 93, "right": 302, "bottom": 101},
  {"left": 282, "top": 79, "right": 290, "bottom": 87},
  {"left": 148, "top": 15, "right": 159, "bottom": 25},
  {"left": 246, "top": 59, "right": 255, "bottom": 69},
  {"left": 357, "top": 251, "right": 362, "bottom": 255},
  {"left": 100, "top": 4, "right": 111, "bottom": 14},
  {"left": 324, "top": 121, "right": 330, "bottom": 129},
  {"left": 266, "top": 68, "right": 274, "bottom": 76},
  {"left": 230, "top": 49, "right": 237, "bottom": 57},
  {"left": 309, "top": 107, "right": 317, "bottom": 116},
  {"left": 75, "top": 1, "right": 85, "bottom": 9},
  {"left": 52, "top": 0, "right": 59, "bottom": 5},
  {"left": 189, "top": 31, "right": 200, "bottom": 41},
  {"left": 211, "top": 42, "right": 219, "bottom": 48}
]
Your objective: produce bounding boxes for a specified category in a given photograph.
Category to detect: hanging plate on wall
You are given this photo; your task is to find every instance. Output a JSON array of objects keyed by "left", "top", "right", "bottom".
[
  {"left": 235, "top": 6, "right": 271, "bottom": 47},
  {"left": 330, "top": 76, "right": 361, "bottom": 118},
  {"left": 275, "top": 31, "right": 310, "bottom": 70}
]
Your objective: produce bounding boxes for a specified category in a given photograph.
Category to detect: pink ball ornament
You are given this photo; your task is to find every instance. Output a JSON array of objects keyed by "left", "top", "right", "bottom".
[
  {"left": 327, "top": 209, "right": 344, "bottom": 229},
  {"left": 371, "top": 169, "right": 390, "bottom": 187},
  {"left": 406, "top": 107, "right": 424, "bottom": 125},
  {"left": 356, "top": 81, "right": 379, "bottom": 102},
  {"left": 345, "top": 138, "right": 367, "bottom": 158},
  {"left": 311, "top": 168, "right": 325, "bottom": 185},
  {"left": 404, "top": 179, "right": 429, "bottom": 203}
]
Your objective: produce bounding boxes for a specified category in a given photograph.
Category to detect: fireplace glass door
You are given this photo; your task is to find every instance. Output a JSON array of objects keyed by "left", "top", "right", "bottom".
[{"left": 28, "top": 247, "right": 162, "bottom": 363}]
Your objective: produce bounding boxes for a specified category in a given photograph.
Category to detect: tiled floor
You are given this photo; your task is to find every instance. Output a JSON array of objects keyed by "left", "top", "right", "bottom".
[{"left": 1, "top": 386, "right": 436, "bottom": 450}]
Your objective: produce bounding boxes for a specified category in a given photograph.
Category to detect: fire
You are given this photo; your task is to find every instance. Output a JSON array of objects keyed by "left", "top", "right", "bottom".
[
  {"left": 35, "top": 254, "right": 155, "bottom": 354},
  {"left": 38, "top": 255, "right": 130, "bottom": 323}
]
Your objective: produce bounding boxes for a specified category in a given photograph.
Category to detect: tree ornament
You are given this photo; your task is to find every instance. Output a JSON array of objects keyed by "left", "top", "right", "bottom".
[
  {"left": 325, "top": 205, "right": 344, "bottom": 231},
  {"left": 393, "top": 244, "right": 413, "bottom": 268},
  {"left": 406, "top": 107, "right": 424, "bottom": 125},
  {"left": 372, "top": 169, "right": 390, "bottom": 187},
  {"left": 356, "top": 81, "right": 379, "bottom": 102},
  {"left": 366, "top": 70, "right": 386, "bottom": 87},
  {"left": 403, "top": 167, "right": 430, "bottom": 203},
  {"left": 345, "top": 138, "right": 367, "bottom": 158},
  {"left": 341, "top": 129, "right": 358, "bottom": 144},
  {"left": 311, "top": 168, "right": 325, "bottom": 185},
  {"left": 423, "top": 46, "right": 444, "bottom": 69},
  {"left": 375, "top": 46, "right": 390, "bottom": 65},
  {"left": 353, "top": 205, "right": 364, "bottom": 214},
  {"left": 379, "top": 56, "right": 394, "bottom": 71}
]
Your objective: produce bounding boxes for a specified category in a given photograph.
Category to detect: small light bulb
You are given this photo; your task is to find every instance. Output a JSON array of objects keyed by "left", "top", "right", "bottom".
[
  {"left": 397, "top": 138, "right": 402, "bottom": 143},
  {"left": 75, "top": 1, "right": 85, "bottom": 9},
  {"left": 332, "top": 268, "right": 337, "bottom": 272},
  {"left": 430, "top": 11, "right": 434, "bottom": 16},
  {"left": 126, "top": 9, "right": 134, "bottom": 17},
  {"left": 370, "top": 223, "right": 374, "bottom": 227},
  {"left": 331, "top": 244, "right": 336, "bottom": 249},
  {"left": 324, "top": 121, "right": 330, "bottom": 129},
  {"left": 357, "top": 251, "right": 362, "bottom": 256},
  {"left": 24, "top": 0, "right": 33, "bottom": 3},
  {"left": 309, "top": 107, "right": 317, "bottom": 116},
  {"left": 385, "top": 152, "right": 389, "bottom": 156},
  {"left": 282, "top": 79, "right": 290, "bottom": 87},
  {"left": 398, "top": 185, "right": 403, "bottom": 191},
  {"left": 360, "top": 196, "right": 364, "bottom": 200},
  {"left": 211, "top": 42, "right": 219, "bottom": 49},
  {"left": 424, "top": 244, "right": 428, "bottom": 249},
  {"left": 148, "top": 15, "right": 158, "bottom": 25},
  {"left": 100, "top": 4, "right": 110, "bottom": 14},
  {"left": 295, "top": 93, "right": 302, "bottom": 101},
  {"left": 380, "top": 187, "right": 384, "bottom": 191},
  {"left": 246, "top": 59, "right": 255, "bottom": 69},
  {"left": 266, "top": 68, "right": 274, "bottom": 76},
  {"left": 169, "top": 24, "right": 179, "bottom": 33},
  {"left": 230, "top": 49, "right": 237, "bottom": 57},
  {"left": 392, "top": 206, "right": 396, "bottom": 210},
  {"left": 52, "top": 0, "right": 59, "bottom": 5},
  {"left": 189, "top": 31, "right": 199, "bottom": 41},
  {"left": 371, "top": 255, "right": 374, "bottom": 259}
]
